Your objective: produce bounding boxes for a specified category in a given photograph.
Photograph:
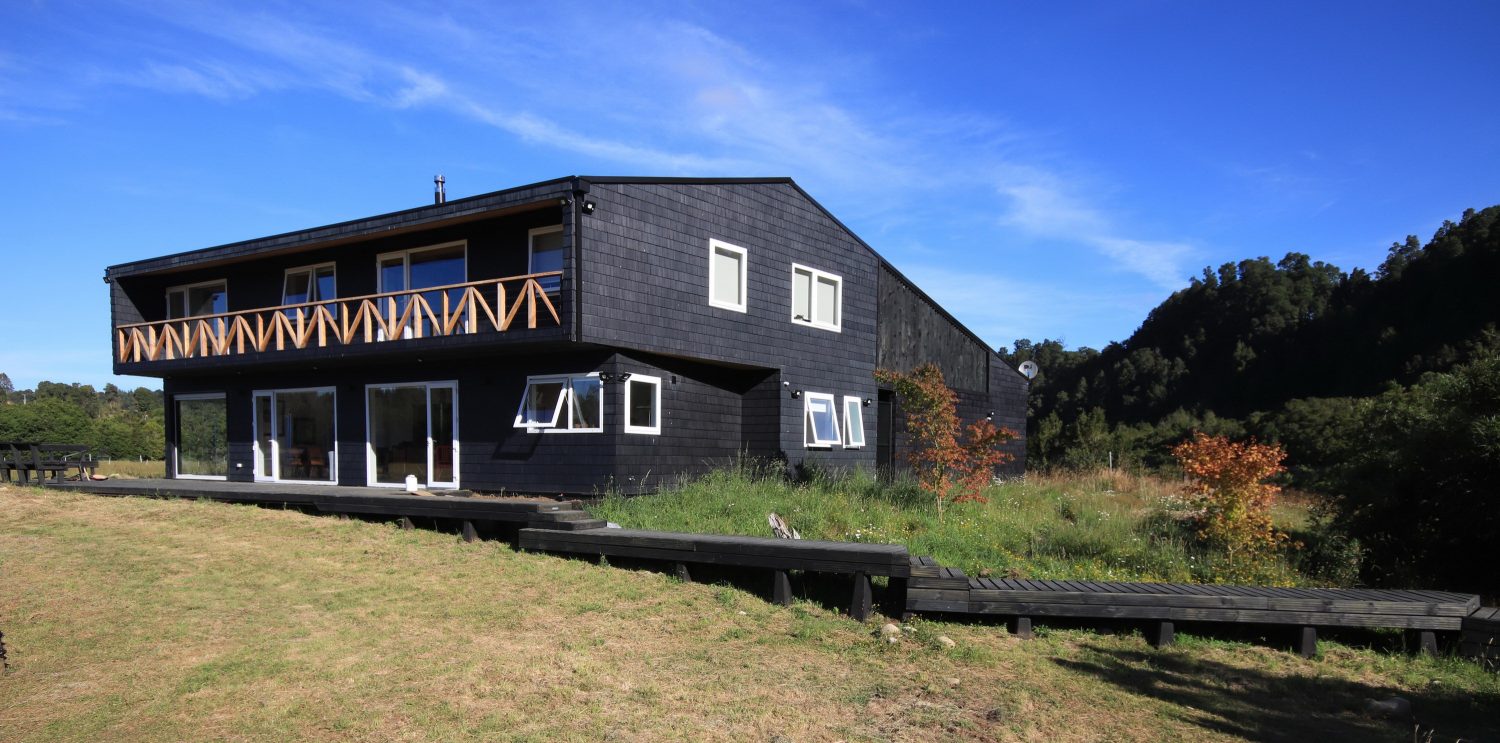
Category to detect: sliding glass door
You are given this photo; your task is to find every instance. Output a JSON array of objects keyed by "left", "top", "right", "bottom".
[
  {"left": 252, "top": 388, "right": 338, "bottom": 483},
  {"left": 365, "top": 381, "right": 458, "bottom": 488}
]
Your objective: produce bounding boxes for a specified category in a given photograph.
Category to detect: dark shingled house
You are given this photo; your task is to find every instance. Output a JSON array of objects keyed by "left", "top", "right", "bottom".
[{"left": 107, "top": 176, "right": 1026, "bottom": 494}]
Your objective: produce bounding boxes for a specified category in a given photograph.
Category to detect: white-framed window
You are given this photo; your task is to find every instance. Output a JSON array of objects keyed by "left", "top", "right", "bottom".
[
  {"left": 708, "top": 239, "right": 747, "bottom": 313},
  {"left": 624, "top": 374, "right": 662, "bottom": 435},
  {"left": 174, "top": 392, "right": 227, "bottom": 480},
  {"left": 804, "top": 392, "right": 841, "bottom": 448},
  {"left": 166, "top": 279, "right": 228, "bottom": 320},
  {"left": 283, "top": 263, "right": 336, "bottom": 307},
  {"left": 528, "top": 225, "right": 565, "bottom": 294},
  {"left": 842, "top": 396, "right": 865, "bottom": 448},
  {"left": 376, "top": 241, "right": 468, "bottom": 337},
  {"left": 791, "top": 264, "right": 841, "bottom": 331},
  {"left": 514, "top": 373, "right": 603, "bottom": 433}
]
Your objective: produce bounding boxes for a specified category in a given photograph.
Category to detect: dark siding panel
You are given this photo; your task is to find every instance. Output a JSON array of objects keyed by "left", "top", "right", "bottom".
[
  {"left": 876, "top": 265, "right": 987, "bottom": 393},
  {"left": 577, "top": 182, "right": 879, "bottom": 471}
]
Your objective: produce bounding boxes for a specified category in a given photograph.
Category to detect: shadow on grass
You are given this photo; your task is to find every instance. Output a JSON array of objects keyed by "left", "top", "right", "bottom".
[{"left": 1052, "top": 641, "right": 1499, "bottom": 742}]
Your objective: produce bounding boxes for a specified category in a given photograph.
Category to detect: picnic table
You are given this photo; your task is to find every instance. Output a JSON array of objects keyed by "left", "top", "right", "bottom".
[{"left": 0, "top": 442, "right": 98, "bottom": 485}]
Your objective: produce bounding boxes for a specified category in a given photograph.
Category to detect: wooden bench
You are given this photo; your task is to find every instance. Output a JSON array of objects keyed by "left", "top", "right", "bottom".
[
  {"left": 27, "top": 444, "right": 99, "bottom": 484},
  {"left": 519, "top": 527, "right": 910, "bottom": 620},
  {"left": 906, "top": 566, "right": 1480, "bottom": 657},
  {"left": 0, "top": 442, "right": 31, "bottom": 484}
]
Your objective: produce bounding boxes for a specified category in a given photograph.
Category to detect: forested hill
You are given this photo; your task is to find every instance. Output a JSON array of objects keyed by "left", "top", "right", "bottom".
[{"left": 1002, "top": 204, "right": 1500, "bottom": 472}]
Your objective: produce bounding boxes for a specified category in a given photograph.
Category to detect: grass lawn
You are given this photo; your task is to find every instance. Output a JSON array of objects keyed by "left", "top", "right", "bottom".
[
  {"left": 594, "top": 465, "right": 1319, "bottom": 586},
  {"left": 2, "top": 485, "right": 1496, "bottom": 741}
]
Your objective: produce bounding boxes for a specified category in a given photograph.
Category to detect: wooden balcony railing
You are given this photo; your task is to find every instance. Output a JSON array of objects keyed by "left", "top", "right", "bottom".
[{"left": 116, "top": 272, "right": 562, "bottom": 364}]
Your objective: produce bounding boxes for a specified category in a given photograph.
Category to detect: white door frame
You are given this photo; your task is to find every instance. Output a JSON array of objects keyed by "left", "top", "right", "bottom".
[
  {"left": 364, "top": 380, "right": 459, "bottom": 489},
  {"left": 252, "top": 387, "right": 339, "bottom": 484}
]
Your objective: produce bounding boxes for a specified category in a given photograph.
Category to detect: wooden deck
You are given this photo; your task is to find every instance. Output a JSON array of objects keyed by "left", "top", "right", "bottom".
[
  {"left": 906, "top": 556, "right": 1481, "bottom": 656},
  {"left": 48, "top": 479, "right": 605, "bottom": 534},
  {"left": 42, "top": 480, "right": 1493, "bottom": 659},
  {"left": 519, "top": 527, "right": 908, "bottom": 620}
]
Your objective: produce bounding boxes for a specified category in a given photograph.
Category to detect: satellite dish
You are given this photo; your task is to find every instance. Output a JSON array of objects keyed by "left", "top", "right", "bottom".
[{"left": 1017, "top": 360, "right": 1039, "bottom": 380}]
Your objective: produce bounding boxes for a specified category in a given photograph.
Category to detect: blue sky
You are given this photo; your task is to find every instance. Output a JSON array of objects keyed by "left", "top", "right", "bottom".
[{"left": 2, "top": 1, "right": 1497, "bottom": 391}]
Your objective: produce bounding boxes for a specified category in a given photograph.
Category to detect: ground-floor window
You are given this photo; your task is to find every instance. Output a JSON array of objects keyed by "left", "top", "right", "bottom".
[
  {"left": 366, "top": 381, "right": 458, "bottom": 488},
  {"left": 175, "top": 393, "right": 227, "bottom": 479},
  {"left": 253, "top": 388, "right": 337, "bottom": 483},
  {"left": 514, "top": 373, "right": 602, "bottom": 432},
  {"left": 804, "top": 392, "right": 841, "bottom": 448},
  {"left": 842, "top": 395, "right": 865, "bottom": 448},
  {"left": 624, "top": 374, "right": 661, "bottom": 435}
]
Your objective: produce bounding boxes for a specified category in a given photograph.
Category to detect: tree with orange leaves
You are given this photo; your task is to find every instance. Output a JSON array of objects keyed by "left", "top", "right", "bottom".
[
  {"left": 876, "top": 364, "right": 1016, "bottom": 520},
  {"left": 1171, "top": 432, "right": 1294, "bottom": 579}
]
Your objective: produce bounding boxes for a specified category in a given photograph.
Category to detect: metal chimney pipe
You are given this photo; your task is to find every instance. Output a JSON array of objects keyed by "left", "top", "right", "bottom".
[{"left": 434, "top": 174, "right": 446, "bottom": 204}]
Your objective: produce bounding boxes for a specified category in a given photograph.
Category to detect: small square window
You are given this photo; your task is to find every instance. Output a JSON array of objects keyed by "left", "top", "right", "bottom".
[
  {"left": 791, "top": 264, "right": 841, "bottom": 331},
  {"left": 842, "top": 396, "right": 865, "bottom": 448},
  {"left": 514, "top": 374, "right": 602, "bottom": 432},
  {"left": 708, "top": 239, "right": 747, "bottom": 313},
  {"left": 624, "top": 374, "right": 662, "bottom": 435},
  {"left": 804, "top": 392, "right": 841, "bottom": 448}
]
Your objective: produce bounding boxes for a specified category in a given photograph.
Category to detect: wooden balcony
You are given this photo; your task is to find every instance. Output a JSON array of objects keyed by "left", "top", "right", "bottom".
[{"left": 116, "top": 272, "right": 562, "bottom": 364}]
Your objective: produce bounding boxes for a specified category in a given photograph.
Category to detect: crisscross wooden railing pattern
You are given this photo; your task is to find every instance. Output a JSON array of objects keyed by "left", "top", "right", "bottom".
[{"left": 116, "top": 272, "right": 562, "bottom": 364}]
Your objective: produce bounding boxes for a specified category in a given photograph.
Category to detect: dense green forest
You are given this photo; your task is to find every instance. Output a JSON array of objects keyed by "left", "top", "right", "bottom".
[
  {"left": 0, "top": 374, "right": 164, "bottom": 460},
  {"left": 1001, "top": 205, "right": 1500, "bottom": 593}
]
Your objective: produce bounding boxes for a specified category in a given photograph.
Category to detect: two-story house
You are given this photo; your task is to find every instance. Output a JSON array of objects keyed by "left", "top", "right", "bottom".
[{"left": 106, "top": 176, "right": 1027, "bottom": 494}]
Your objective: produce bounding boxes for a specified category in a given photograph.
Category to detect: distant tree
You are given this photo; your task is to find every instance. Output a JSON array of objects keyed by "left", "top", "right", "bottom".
[{"left": 0, "top": 372, "right": 12, "bottom": 395}]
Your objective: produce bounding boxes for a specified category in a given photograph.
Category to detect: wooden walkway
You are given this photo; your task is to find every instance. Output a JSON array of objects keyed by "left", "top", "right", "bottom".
[
  {"left": 906, "top": 557, "right": 1480, "bottom": 657},
  {"left": 519, "top": 527, "right": 908, "bottom": 620},
  {"left": 42, "top": 480, "right": 1494, "bottom": 659},
  {"left": 47, "top": 479, "right": 605, "bottom": 535}
]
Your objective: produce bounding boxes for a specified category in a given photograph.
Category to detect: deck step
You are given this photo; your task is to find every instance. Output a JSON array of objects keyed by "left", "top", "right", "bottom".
[{"left": 526, "top": 518, "right": 608, "bottom": 531}]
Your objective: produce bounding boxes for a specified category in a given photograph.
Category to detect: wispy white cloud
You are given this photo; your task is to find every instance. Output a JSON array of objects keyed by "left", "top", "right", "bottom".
[
  {"left": 125, "top": 61, "right": 278, "bottom": 100},
  {"left": 994, "top": 167, "right": 1196, "bottom": 290}
]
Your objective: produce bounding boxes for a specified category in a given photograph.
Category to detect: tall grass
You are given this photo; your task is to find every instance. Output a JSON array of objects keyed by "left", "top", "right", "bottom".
[
  {"left": 592, "top": 461, "right": 1315, "bottom": 586},
  {"left": 93, "top": 459, "right": 166, "bottom": 478}
]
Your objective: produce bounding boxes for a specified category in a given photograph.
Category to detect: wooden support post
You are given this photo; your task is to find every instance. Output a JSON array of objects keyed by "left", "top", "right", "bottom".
[
  {"left": 1149, "top": 620, "right": 1175, "bottom": 648},
  {"left": 1297, "top": 626, "right": 1318, "bottom": 658},
  {"left": 1009, "top": 616, "right": 1033, "bottom": 639},
  {"left": 772, "top": 569, "right": 792, "bottom": 606},
  {"left": 1413, "top": 630, "right": 1439, "bottom": 658},
  {"left": 886, "top": 577, "right": 908, "bottom": 615},
  {"left": 849, "top": 572, "right": 872, "bottom": 622},
  {"left": 673, "top": 562, "right": 692, "bottom": 582},
  {"left": 461, "top": 520, "right": 479, "bottom": 543},
  {"left": 399, "top": 517, "right": 415, "bottom": 531}
]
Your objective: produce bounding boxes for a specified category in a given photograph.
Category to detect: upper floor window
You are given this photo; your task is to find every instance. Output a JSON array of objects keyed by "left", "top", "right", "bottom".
[
  {"left": 283, "top": 264, "right": 336, "bottom": 306},
  {"left": 708, "top": 239, "right": 747, "bottom": 313},
  {"left": 514, "top": 373, "right": 602, "bottom": 433},
  {"left": 529, "top": 225, "right": 565, "bottom": 294},
  {"left": 791, "top": 264, "right": 841, "bottom": 331},
  {"left": 378, "top": 242, "right": 466, "bottom": 294},
  {"left": 166, "top": 280, "right": 227, "bottom": 320},
  {"left": 377, "top": 242, "right": 467, "bottom": 337}
]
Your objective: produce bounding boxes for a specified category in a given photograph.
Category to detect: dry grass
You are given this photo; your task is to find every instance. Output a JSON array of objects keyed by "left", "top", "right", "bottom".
[
  {"left": 92, "top": 459, "right": 166, "bottom": 479},
  {"left": 1, "top": 485, "right": 1496, "bottom": 742}
]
